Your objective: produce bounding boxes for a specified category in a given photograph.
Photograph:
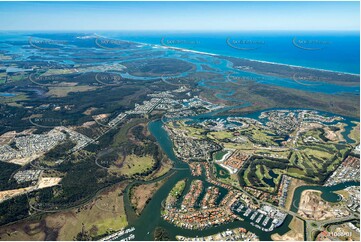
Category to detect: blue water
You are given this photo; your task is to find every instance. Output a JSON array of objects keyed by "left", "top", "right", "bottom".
[
  {"left": 0, "top": 31, "right": 359, "bottom": 96},
  {"left": 99, "top": 31, "right": 360, "bottom": 74},
  {"left": 0, "top": 92, "right": 16, "bottom": 97},
  {"left": 1, "top": 31, "right": 359, "bottom": 74}
]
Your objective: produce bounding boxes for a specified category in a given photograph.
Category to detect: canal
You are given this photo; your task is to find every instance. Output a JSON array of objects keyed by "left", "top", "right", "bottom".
[{"left": 119, "top": 109, "right": 358, "bottom": 241}]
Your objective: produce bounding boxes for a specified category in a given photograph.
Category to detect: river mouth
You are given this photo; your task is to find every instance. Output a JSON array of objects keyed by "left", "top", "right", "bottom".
[{"left": 0, "top": 29, "right": 359, "bottom": 241}]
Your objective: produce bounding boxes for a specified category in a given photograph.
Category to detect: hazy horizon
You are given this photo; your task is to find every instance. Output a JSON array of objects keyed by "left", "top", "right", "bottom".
[{"left": 0, "top": 1, "right": 359, "bottom": 31}]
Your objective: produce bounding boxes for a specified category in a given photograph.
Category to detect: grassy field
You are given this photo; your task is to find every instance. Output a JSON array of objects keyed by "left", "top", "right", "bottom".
[
  {"left": 254, "top": 150, "right": 290, "bottom": 159},
  {"left": 109, "top": 155, "right": 155, "bottom": 176},
  {"left": 170, "top": 180, "right": 186, "bottom": 198},
  {"left": 213, "top": 150, "right": 228, "bottom": 161},
  {"left": 0, "top": 182, "right": 129, "bottom": 241},
  {"left": 170, "top": 111, "right": 352, "bottom": 191},
  {"left": 43, "top": 69, "right": 78, "bottom": 75},
  {"left": 130, "top": 178, "right": 168, "bottom": 215},
  {"left": 335, "top": 190, "right": 350, "bottom": 200},
  {"left": 46, "top": 86, "right": 98, "bottom": 97},
  {"left": 0, "top": 93, "right": 28, "bottom": 104},
  {"left": 217, "top": 173, "right": 241, "bottom": 189},
  {"left": 208, "top": 131, "right": 234, "bottom": 140},
  {"left": 253, "top": 166, "right": 276, "bottom": 193},
  {"left": 176, "top": 121, "right": 204, "bottom": 139},
  {"left": 242, "top": 166, "right": 252, "bottom": 187},
  {"left": 241, "top": 125, "right": 278, "bottom": 146},
  {"left": 56, "top": 182, "right": 128, "bottom": 240},
  {"left": 303, "top": 148, "right": 333, "bottom": 160},
  {"left": 0, "top": 73, "right": 6, "bottom": 84},
  {"left": 222, "top": 141, "right": 254, "bottom": 151},
  {"left": 255, "top": 165, "right": 265, "bottom": 180},
  {"left": 145, "top": 158, "right": 172, "bottom": 181},
  {"left": 262, "top": 165, "right": 273, "bottom": 179},
  {"left": 113, "top": 118, "right": 147, "bottom": 145},
  {"left": 287, "top": 167, "right": 306, "bottom": 176},
  {"left": 165, "top": 179, "right": 186, "bottom": 207}
]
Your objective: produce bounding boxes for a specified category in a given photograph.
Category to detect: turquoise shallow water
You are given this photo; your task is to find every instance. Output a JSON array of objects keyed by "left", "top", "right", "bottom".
[
  {"left": 0, "top": 92, "right": 16, "bottom": 97},
  {"left": 0, "top": 32, "right": 359, "bottom": 240},
  {"left": 1, "top": 32, "right": 359, "bottom": 96},
  {"left": 101, "top": 31, "right": 360, "bottom": 74},
  {"left": 1, "top": 31, "right": 359, "bottom": 74}
]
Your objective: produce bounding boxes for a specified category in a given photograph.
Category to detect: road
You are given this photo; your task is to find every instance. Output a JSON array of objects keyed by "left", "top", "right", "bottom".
[{"left": 306, "top": 215, "right": 358, "bottom": 241}]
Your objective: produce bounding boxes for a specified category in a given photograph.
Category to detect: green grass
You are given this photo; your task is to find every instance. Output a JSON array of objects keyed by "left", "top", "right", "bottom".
[
  {"left": 214, "top": 150, "right": 228, "bottom": 161},
  {"left": 113, "top": 118, "right": 147, "bottom": 145},
  {"left": 0, "top": 93, "right": 28, "bottom": 104},
  {"left": 287, "top": 167, "right": 305, "bottom": 176},
  {"left": 241, "top": 126, "right": 278, "bottom": 146},
  {"left": 255, "top": 165, "right": 265, "bottom": 180},
  {"left": 109, "top": 155, "right": 155, "bottom": 176},
  {"left": 218, "top": 173, "right": 242, "bottom": 189},
  {"left": 262, "top": 165, "right": 273, "bottom": 179},
  {"left": 208, "top": 131, "right": 234, "bottom": 140},
  {"left": 170, "top": 180, "right": 186, "bottom": 197},
  {"left": 166, "top": 179, "right": 186, "bottom": 206},
  {"left": 242, "top": 166, "right": 252, "bottom": 187}
]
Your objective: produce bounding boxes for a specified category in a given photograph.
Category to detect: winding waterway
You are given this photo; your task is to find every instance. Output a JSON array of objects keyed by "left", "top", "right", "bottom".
[
  {"left": 119, "top": 108, "right": 358, "bottom": 241},
  {"left": 291, "top": 181, "right": 360, "bottom": 214},
  {"left": 120, "top": 120, "right": 292, "bottom": 241}
]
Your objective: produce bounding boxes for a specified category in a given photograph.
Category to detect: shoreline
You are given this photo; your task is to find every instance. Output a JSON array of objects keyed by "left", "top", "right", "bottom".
[
  {"left": 154, "top": 43, "right": 219, "bottom": 56},
  {"left": 11, "top": 32, "right": 360, "bottom": 76},
  {"left": 153, "top": 43, "right": 359, "bottom": 76},
  {"left": 106, "top": 35, "right": 360, "bottom": 76},
  {"left": 238, "top": 57, "right": 359, "bottom": 76}
]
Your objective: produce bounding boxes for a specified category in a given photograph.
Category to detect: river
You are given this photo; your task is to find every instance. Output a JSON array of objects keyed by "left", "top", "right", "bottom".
[{"left": 118, "top": 111, "right": 358, "bottom": 241}]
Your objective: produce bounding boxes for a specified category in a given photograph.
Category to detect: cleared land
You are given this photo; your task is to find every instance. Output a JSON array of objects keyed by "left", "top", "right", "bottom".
[
  {"left": 0, "top": 177, "right": 61, "bottom": 202},
  {"left": 46, "top": 86, "right": 98, "bottom": 97},
  {"left": 37, "top": 177, "right": 62, "bottom": 189},
  {"left": 130, "top": 178, "right": 168, "bottom": 215},
  {"left": 297, "top": 190, "right": 347, "bottom": 221},
  {"left": 108, "top": 154, "right": 156, "bottom": 176},
  {"left": 0, "top": 187, "right": 33, "bottom": 202}
]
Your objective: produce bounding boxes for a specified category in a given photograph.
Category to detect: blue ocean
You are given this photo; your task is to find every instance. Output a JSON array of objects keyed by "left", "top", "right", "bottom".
[
  {"left": 1, "top": 31, "right": 359, "bottom": 74},
  {"left": 100, "top": 31, "right": 360, "bottom": 74}
]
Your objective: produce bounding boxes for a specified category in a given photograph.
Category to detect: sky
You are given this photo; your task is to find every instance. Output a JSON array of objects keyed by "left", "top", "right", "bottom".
[{"left": 0, "top": 1, "right": 359, "bottom": 31}]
